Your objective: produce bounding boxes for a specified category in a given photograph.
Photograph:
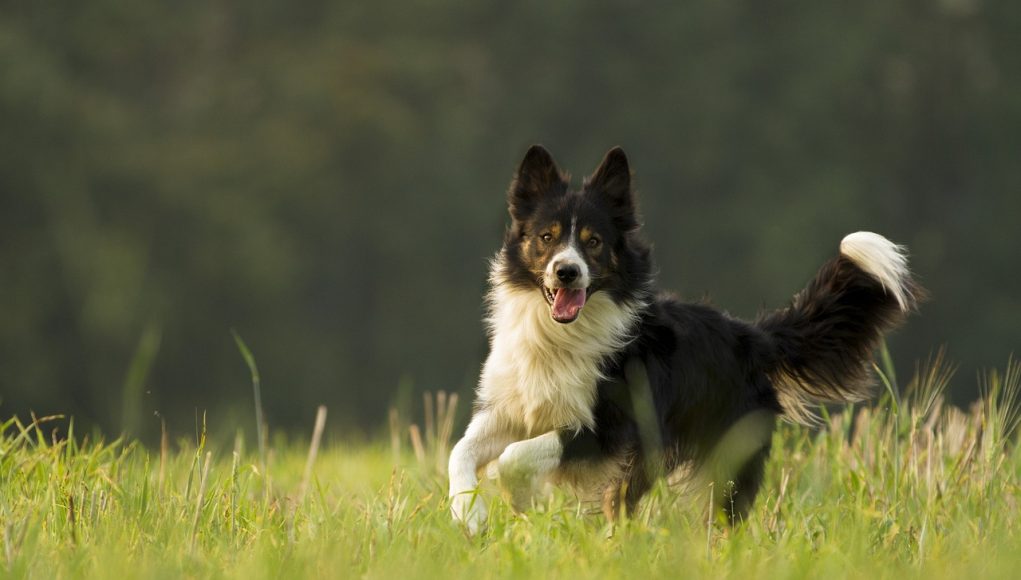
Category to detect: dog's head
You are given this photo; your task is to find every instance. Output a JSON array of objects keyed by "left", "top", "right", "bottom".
[{"left": 498, "top": 145, "right": 652, "bottom": 324}]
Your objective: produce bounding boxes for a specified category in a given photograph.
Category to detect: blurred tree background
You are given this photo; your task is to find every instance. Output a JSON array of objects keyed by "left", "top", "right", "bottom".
[{"left": 1, "top": 0, "right": 1018, "bottom": 441}]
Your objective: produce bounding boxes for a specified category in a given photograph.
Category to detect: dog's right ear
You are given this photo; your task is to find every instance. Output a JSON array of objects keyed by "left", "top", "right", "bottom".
[{"left": 508, "top": 145, "right": 567, "bottom": 222}]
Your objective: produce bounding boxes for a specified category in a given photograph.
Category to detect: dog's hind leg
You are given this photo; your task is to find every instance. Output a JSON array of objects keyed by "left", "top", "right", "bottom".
[
  {"left": 707, "top": 410, "right": 776, "bottom": 525},
  {"left": 721, "top": 440, "right": 772, "bottom": 525}
]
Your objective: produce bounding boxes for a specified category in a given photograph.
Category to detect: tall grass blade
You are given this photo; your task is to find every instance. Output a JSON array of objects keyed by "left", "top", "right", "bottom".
[
  {"left": 298, "top": 405, "right": 328, "bottom": 508},
  {"left": 120, "top": 323, "right": 161, "bottom": 438},
  {"left": 232, "top": 330, "right": 267, "bottom": 468}
]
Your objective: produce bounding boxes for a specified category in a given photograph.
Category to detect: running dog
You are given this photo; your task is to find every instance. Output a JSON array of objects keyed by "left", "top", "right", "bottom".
[{"left": 448, "top": 145, "right": 917, "bottom": 533}]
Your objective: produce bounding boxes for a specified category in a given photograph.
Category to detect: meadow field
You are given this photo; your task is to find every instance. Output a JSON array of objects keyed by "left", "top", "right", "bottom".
[{"left": 1, "top": 353, "right": 1019, "bottom": 579}]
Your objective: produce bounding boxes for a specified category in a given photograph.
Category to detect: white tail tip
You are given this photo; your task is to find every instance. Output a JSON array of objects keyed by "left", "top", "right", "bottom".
[{"left": 839, "top": 231, "right": 912, "bottom": 311}]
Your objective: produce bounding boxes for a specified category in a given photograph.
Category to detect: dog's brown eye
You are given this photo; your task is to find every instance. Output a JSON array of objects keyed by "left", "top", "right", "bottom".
[
  {"left": 541, "top": 233, "right": 553, "bottom": 243},
  {"left": 587, "top": 237, "right": 601, "bottom": 248}
]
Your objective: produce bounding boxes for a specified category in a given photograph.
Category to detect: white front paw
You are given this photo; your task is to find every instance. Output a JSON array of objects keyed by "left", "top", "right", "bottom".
[
  {"left": 450, "top": 491, "right": 488, "bottom": 535},
  {"left": 498, "top": 443, "right": 532, "bottom": 483},
  {"left": 498, "top": 444, "right": 537, "bottom": 511}
]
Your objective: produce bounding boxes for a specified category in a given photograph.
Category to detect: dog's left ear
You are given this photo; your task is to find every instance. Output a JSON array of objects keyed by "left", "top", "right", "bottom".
[{"left": 586, "top": 147, "right": 636, "bottom": 224}]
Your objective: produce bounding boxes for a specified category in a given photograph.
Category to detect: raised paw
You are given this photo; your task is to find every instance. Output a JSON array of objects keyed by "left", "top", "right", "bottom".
[{"left": 498, "top": 442, "right": 541, "bottom": 511}]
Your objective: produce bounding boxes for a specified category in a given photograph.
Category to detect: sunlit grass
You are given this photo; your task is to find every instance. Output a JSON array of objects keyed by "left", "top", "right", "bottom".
[{"left": 0, "top": 355, "right": 1019, "bottom": 579}]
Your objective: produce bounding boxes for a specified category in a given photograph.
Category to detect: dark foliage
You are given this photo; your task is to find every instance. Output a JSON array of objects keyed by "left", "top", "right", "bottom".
[{"left": 0, "top": 1, "right": 1018, "bottom": 440}]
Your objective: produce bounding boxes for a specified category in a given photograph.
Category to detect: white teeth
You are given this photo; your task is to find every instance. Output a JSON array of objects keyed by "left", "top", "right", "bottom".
[{"left": 543, "top": 287, "right": 555, "bottom": 304}]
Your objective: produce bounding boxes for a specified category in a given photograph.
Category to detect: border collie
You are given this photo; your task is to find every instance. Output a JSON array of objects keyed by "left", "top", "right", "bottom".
[{"left": 448, "top": 145, "right": 918, "bottom": 534}]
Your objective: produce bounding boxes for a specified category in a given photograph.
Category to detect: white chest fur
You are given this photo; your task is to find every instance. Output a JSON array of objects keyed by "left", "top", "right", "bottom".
[{"left": 477, "top": 284, "right": 642, "bottom": 435}]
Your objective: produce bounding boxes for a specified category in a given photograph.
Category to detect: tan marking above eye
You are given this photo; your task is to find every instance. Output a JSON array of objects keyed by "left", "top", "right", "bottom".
[
  {"left": 580, "top": 227, "right": 601, "bottom": 249},
  {"left": 539, "top": 222, "right": 562, "bottom": 244}
]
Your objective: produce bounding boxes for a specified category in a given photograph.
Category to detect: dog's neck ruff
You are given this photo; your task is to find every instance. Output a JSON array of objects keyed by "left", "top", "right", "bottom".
[{"left": 478, "top": 257, "right": 645, "bottom": 435}]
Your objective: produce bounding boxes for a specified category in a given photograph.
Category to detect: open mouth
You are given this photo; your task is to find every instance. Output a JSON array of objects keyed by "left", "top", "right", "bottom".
[{"left": 542, "top": 286, "right": 588, "bottom": 324}]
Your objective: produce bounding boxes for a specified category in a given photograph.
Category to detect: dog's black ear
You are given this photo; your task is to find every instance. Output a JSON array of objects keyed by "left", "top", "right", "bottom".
[
  {"left": 508, "top": 145, "right": 567, "bottom": 221},
  {"left": 586, "top": 147, "right": 634, "bottom": 212}
]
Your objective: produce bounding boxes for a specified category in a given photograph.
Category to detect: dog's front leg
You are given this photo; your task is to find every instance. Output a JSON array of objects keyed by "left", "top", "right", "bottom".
[
  {"left": 497, "top": 431, "right": 564, "bottom": 512},
  {"left": 448, "top": 411, "right": 513, "bottom": 535}
]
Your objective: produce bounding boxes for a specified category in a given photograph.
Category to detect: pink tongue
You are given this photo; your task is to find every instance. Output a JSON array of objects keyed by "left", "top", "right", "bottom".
[{"left": 552, "top": 288, "right": 586, "bottom": 321}]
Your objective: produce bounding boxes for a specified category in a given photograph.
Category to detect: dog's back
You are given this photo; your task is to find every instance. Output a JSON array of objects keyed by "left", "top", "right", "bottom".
[{"left": 564, "top": 232, "right": 917, "bottom": 521}]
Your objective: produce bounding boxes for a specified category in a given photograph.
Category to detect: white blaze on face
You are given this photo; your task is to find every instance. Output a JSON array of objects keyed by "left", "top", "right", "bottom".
[{"left": 544, "top": 218, "right": 590, "bottom": 289}]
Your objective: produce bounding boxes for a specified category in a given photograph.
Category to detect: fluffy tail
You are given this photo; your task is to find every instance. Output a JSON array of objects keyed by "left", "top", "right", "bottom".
[{"left": 757, "top": 232, "right": 920, "bottom": 424}]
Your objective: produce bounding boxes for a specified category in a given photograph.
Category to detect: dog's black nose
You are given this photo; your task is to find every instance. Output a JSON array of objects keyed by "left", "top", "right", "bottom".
[{"left": 556, "top": 264, "right": 580, "bottom": 284}]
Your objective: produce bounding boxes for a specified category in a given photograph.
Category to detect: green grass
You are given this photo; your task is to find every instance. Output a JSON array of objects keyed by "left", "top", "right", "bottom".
[{"left": 1, "top": 356, "right": 1020, "bottom": 579}]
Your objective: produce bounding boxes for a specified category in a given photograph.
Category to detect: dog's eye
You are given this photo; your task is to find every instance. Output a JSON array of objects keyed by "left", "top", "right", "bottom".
[
  {"left": 540, "top": 233, "right": 553, "bottom": 243},
  {"left": 587, "top": 237, "right": 601, "bottom": 248}
]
